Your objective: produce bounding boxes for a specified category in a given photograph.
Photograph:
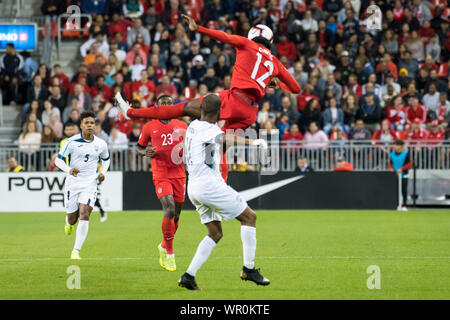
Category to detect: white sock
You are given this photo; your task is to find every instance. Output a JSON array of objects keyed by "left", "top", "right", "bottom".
[
  {"left": 241, "top": 226, "right": 256, "bottom": 269},
  {"left": 186, "top": 236, "right": 217, "bottom": 277},
  {"left": 65, "top": 216, "right": 69, "bottom": 225},
  {"left": 73, "top": 220, "right": 89, "bottom": 252}
]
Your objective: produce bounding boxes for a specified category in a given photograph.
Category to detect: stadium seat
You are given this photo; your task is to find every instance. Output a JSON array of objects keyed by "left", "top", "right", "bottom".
[{"left": 62, "top": 21, "right": 81, "bottom": 38}]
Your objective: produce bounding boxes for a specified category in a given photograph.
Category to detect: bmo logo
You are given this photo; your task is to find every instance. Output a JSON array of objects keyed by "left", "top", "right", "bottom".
[
  {"left": 19, "top": 32, "right": 28, "bottom": 42},
  {"left": 0, "top": 32, "right": 18, "bottom": 41}
]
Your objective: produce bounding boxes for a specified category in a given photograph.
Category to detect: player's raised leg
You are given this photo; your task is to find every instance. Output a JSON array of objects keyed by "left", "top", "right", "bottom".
[
  {"left": 179, "top": 221, "right": 223, "bottom": 290},
  {"left": 115, "top": 92, "right": 200, "bottom": 120},
  {"left": 71, "top": 202, "right": 93, "bottom": 259},
  {"left": 235, "top": 207, "right": 270, "bottom": 286}
]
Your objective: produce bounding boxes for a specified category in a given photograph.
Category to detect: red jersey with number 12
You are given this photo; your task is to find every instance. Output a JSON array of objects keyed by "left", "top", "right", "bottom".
[
  {"left": 138, "top": 119, "right": 187, "bottom": 180},
  {"left": 197, "top": 26, "right": 301, "bottom": 102}
]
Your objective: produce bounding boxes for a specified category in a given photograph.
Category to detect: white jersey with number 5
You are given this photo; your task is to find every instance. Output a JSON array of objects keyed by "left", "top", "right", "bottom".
[
  {"left": 58, "top": 134, "right": 109, "bottom": 189},
  {"left": 184, "top": 120, "right": 224, "bottom": 182}
]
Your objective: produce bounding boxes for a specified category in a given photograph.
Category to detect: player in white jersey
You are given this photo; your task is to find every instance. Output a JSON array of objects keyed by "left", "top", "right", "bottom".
[
  {"left": 55, "top": 111, "right": 110, "bottom": 260},
  {"left": 178, "top": 94, "right": 270, "bottom": 290}
]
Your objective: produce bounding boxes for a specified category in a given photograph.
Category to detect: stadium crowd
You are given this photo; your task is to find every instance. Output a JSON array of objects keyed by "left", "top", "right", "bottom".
[{"left": 1, "top": 0, "right": 449, "bottom": 172}]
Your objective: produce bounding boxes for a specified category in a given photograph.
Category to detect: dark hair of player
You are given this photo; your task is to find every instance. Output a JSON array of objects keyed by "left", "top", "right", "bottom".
[
  {"left": 156, "top": 94, "right": 173, "bottom": 105},
  {"left": 251, "top": 36, "right": 272, "bottom": 50},
  {"left": 6, "top": 43, "right": 14, "bottom": 49},
  {"left": 201, "top": 94, "right": 221, "bottom": 116},
  {"left": 80, "top": 111, "right": 96, "bottom": 123},
  {"left": 394, "top": 139, "right": 405, "bottom": 146}
]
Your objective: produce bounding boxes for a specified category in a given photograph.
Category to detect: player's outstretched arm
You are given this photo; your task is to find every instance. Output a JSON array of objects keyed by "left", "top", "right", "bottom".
[
  {"left": 220, "top": 134, "right": 267, "bottom": 150},
  {"left": 275, "top": 59, "right": 301, "bottom": 94},
  {"left": 182, "top": 14, "right": 246, "bottom": 49}
]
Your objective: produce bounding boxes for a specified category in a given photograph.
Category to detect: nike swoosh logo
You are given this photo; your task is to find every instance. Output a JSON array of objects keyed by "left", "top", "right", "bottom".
[{"left": 239, "top": 176, "right": 304, "bottom": 201}]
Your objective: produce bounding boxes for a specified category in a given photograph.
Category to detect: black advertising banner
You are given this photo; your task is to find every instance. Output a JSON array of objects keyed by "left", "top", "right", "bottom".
[{"left": 123, "top": 172, "right": 398, "bottom": 210}]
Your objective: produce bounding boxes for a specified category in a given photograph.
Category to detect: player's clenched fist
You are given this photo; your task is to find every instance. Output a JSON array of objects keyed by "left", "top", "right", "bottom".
[
  {"left": 98, "top": 173, "right": 105, "bottom": 182},
  {"left": 182, "top": 14, "right": 198, "bottom": 31},
  {"left": 268, "top": 77, "right": 281, "bottom": 89},
  {"left": 69, "top": 168, "right": 80, "bottom": 177},
  {"left": 146, "top": 147, "right": 157, "bottom": 158}
]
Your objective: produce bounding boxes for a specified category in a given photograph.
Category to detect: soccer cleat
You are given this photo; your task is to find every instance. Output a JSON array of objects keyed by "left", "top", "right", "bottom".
[
  {"left": 178, "top": 273, "right": 201, "bottom": 290},
  {"left": 114, "top": 92, "right": 131, "bottom": 120},
  {"left": 100, "top": 212, "right": 108, "bottom": 223},
  {"left": 240, "top": 267, "right": 270, "bottom": 286},
  {"left": 164, "top": 254, "right": 176, "bottom": 271},
  {"left": 71, "top": 251, "right": 81, "bottom": 260},
  {"left": 157, "top": 243, "right": 166, "bottom": 269},
  {"left": 401, "top": 206, "right": 408, "bottom": 212},
  {"left": 65, "top": 224, "right": 74, "bottom": 235}
]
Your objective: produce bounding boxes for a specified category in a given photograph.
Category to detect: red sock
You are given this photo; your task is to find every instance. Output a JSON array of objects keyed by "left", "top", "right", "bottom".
[
  {"left": 220, "top": 151, "right": 228, "bottom": 183},
  {"left": 127, "top": 102, "right": 185, "bottom": 119},
  {"left": 161, "top": 217, "right": 175, "bottom": 254}
]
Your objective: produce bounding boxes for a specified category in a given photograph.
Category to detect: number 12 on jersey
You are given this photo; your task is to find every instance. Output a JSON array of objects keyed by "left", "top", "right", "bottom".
[{"left": 251, "top": 52, "right": 274, "bottom": 89}]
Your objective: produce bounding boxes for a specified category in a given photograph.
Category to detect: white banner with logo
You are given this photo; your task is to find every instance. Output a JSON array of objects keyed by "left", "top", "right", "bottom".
[{"left": 0, "top": 172, "right": 123, "bottom": 212}]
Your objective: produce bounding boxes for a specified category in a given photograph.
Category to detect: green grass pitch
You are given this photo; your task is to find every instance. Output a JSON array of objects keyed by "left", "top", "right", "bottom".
[{"left": 0, "top": 210, "right": 449, "bottom": 300}]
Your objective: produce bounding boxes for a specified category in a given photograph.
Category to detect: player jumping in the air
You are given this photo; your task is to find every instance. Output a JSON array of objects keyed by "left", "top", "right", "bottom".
[
  {"left": 55, "top": 111, "right": 110, "bottom": 260},
  {"left": 136, "top": 94, "right": 188, "bottom": 271},
  {"left": 115, "top": 15, "right": 300, "bottom": 131},
  {"left": 178, "top": 94, "right": 269, "bottom": 290}
]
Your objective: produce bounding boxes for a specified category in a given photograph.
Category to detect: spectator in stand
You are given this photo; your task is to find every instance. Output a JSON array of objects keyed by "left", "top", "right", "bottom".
[
  {"left": 303, "top": 121, "right": 329, "bottom": 151},
  {"left": 1, "top": 43, "right": 24, "bottom": 103},
  {"left": 49, "top": 112, "right": 63, "bottom": 139},
  {"left": 6, "top": 156, "right": 24, "bottom": 172},
  {"left": 322, "top": 98, "right": 344, "bottom": 135},
  {"left": 90, "top": 75, "right": 113, "bottom": 101},
  {"left": 87, "top": 55, "right": 106, "bottom": 79},
  {"left": 65, "top": 108, "right": 82, "bottom": 128},
  {"left": 155, "top": 76, "right": 178, "bottom": 99},
  {"left": 125, "top": 43, "right": 147, "bottom": 68},
  {"left": 257, "top": 101, "right": 275, "bottom": 128},
  {"left": 388, "top": 140, "right": 413, "bottom": 211},
  {"left": 372, "top": 119, "right": 398, "bottom": 145},
  {"left": 422, "top": 83, "right": 440, "bottom": 116},
  {"left": 358, "top": 93, "right": 382, "bottom": 132},
  {"left": 295, "top": 156, "right": 314, "bottom": 173},
  {"left": 426, "top": 34, "right": 441, "bottom": 63},
  {"left": 24, "top": 75, "right": 49, "bottom": 114},
  {"left": 41, "top": 125, "right": 58, "bottom": 143},
  {"left": 427, "top": 120, "right": 445, "bottom": 143},
  {"left": 387, "top": 95, "right": 407, "bottom": 131},
  {"left": 437, "top": 92, "right": 450, "bottom": 124},
  {"left": 406, "top": 97, "right": 427, "bottom": 124},
  {"left": 23, "top": 112, "right": 43, "bottom": 133},
  {"left": 123, "top": 0, "right": 144, "bottom": 18},
  {"left": 108, "top": 126, "right": 129, "bottom": 150},
  {"left": 41, "top": 0, "right": 66, "bottom": 19},
  {"left": 67, "top": 84, "right": 92, "bottom": 113},
  {"left": 50, "top": 64, "right": 70, "bottom": 91},
  {"left": 18, "top": 121, "right": 42, "bottom": 170},
  {"left": 280, "top": 95, "right": 299, "bottom": 125},
  {"left": 297, "top": 84, "right": 319, "bottom": 112},
  {"left": 105, "top": 0, "right": 124, "bottom": 18},
  {"left": 48, "top": 85, "right": 66, "bottom": 114},
  {"left": 348, "top": 119, "right": 371, "bottom": 141},
  {"left": 41, "top": 100, "right": 61, "bottom": 126},
  {"left": 131, "top": 69, "right": 155, "bottom": 106},
  {"left": 408, "top": 118, "right": 428, "bottom": 143},
  {"left": 201, "top": 68, "right": 220, "bottom": 93},
  {"left": 81, "top": 0, "right": 107, "bottom": 14},
  {"left": 83, "top": 42, "right": 107, "bottom": 66},
  {"left": 72, "top": 64, "right": 95, "bottom": 87},
  {"left": 342, "top": 93, "right": 359, "bottom": 133},
  {"left": 333, "top": 155, "right": 354, "bottom": 172},
  {"left": 94, "top": 119, "right": 109, "bottom": 141},
  {"left": 282, "top": 124, "right": 303, "bottom": 152},
  {"left": 127, "top": 18, "right": 150, "bottom": 48},
  {"left": 398, "top": 51, "right": 419, "bottom": 80},
  {"left": 81, "top": 33, "right": 110, "bottom": 60},
  {"left": 300, "top": 98, "right": 321, "bottom": 134}
]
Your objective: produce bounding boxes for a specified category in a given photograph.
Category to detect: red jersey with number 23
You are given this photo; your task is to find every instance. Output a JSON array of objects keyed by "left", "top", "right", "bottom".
[{"left": 138, "top": 119, "right": 187, "bottom": 180}]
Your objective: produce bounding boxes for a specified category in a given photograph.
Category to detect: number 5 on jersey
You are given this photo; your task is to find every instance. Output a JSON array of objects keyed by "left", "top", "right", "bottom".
[{"left": 251, "top": 52, "right": 274, "bottom": 88}]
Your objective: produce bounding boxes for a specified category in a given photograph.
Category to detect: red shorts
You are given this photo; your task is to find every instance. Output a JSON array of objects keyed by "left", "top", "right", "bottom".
[
  {"left": 153, "top": 177, "right": 186, "bottom": 203},
  {"left": 200, "top": 89, "right": 258, "bottom": 131}
]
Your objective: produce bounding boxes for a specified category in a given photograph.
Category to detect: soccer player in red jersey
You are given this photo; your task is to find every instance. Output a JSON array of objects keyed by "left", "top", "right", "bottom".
[
  {"left": 115, "top": 15, "right": 301, "bottom": 131},
  {"left": 136, "top": 94, "right": 188, "bottom": 272}
]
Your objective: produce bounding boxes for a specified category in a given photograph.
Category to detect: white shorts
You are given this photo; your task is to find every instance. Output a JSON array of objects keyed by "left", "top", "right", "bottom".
[
  {"left": 188, "top": 178, "right": 248, "bottom": 224},
  {"left": 64, "top": 182, "right": 97, "bottom": 214}
]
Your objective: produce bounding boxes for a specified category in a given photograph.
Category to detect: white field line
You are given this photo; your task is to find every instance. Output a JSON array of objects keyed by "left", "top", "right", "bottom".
[{"left": 0, "top": 256, "right": 450, "bottom": 262}]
